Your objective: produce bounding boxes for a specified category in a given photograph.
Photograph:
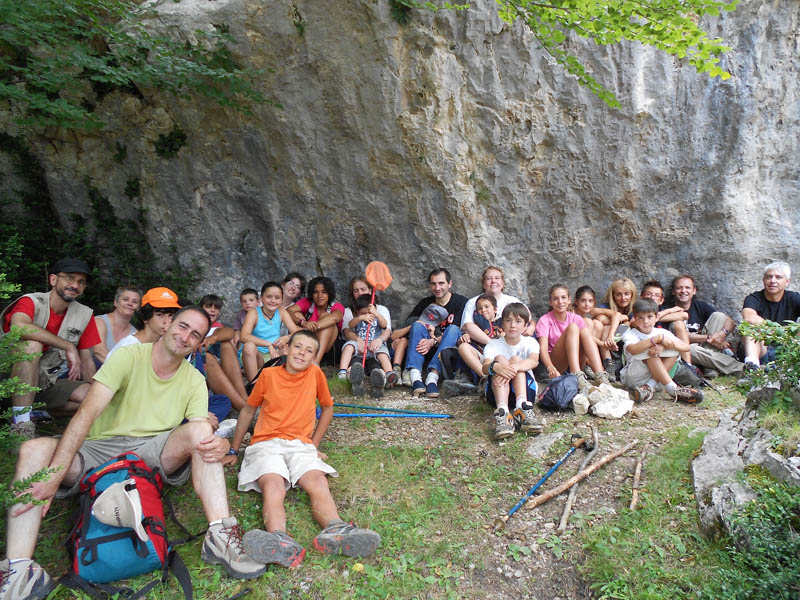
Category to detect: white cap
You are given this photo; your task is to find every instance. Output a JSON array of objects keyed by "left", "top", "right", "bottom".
[{"left": 92, "top": 479, "right": 149, "bottom": 542}]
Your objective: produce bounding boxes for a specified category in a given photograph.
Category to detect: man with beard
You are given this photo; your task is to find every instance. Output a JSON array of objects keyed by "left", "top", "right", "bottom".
[{"left": 0, "top": 258, "right": 101, "bottom": 439}]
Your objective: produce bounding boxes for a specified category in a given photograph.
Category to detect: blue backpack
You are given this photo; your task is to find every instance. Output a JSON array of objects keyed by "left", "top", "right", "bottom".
[
  {"left": 537, "top": 373, "right": 579, "bottom": 411},
  {"left": 61, "top": 453, "right": 193, "bottom": 599}
]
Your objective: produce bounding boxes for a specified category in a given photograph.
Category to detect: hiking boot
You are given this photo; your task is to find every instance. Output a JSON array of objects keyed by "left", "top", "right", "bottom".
[
  {"left": 602, "top": 358, "right": 616, "bottom": 380},
  {"left": 350, "top": 363, "right": 365, "bottom": 397},
  {"left": 632, "top": 384, "right": 653, "bottom": 403},
  {"left": 242, "top": 529, "right": 305, "bottom": 568},
  {"left": 582, "top": 363, "right": 597, "bottom": 380},
  {"left": 412, "top": 380, "right": 425, "bottom": 396},
  {"left": 513, "top": 402, "right": 543, "bottom": 434},
  {"left": 674, "top": 386, "right": 704, "bottom": 404},
  {"left": 369, "top": 368, "right": 386, "bottom": 398},
  {"left": 10, "top": 421, "right": 36, "bottom": 442},
  {"left": 385, "top": 370, "right": 399, "bottom": 388},
  {"left": 312, "top": 521, "right": 381, "bottom": 557},
  {"left": 202, "top": 517, "right": 267, "bottom": 579},
  {"left": 593, "top": 370, "right": 611, "bottom": 386},
  {"left": 441, "top": 378, "right": 477, "bottom": 398},
  {"left": 425, "top": 381, "right": 440, "bottom": 398},
  {"left": 575, "top": 371, "right": 592, "bottom": 394},
  {"left": 401, "top": 369, "right": 412, "bottom": 387},
  {"left": 0, "top": 559, "right": 55, "bottom": 600},
  {"left": 494, "top": 408, "right": 515, "bottom": 440}
]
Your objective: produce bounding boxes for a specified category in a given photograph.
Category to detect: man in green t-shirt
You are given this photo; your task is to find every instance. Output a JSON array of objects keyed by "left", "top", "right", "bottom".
[{"left": 2, "top": 306, "right": 267, "bottom": 600}]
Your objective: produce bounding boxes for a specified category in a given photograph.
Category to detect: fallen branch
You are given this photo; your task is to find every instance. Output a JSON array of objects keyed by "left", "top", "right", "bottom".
[
  {"left": 557, "top": 425, "right": 599, "bottom": 533},
  {"left": 523, "top": 439, "right": 639, "bottom": 514},
  {"left": 629, "top": 441, "right": 650, "bottom": 511}
]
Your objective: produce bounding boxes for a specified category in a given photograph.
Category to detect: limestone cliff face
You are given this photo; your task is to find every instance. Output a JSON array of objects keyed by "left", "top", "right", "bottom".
[{"left": 6, "top": 0, "right": 800, "bottom": 318}]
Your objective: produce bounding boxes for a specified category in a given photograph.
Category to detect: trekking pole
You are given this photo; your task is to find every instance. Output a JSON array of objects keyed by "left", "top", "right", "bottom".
[
  {"left": 334, "top": 402, "right": 450, "bottom": 416},
  {"left": 333, "top": 412, "right": 451, "bottom": 418},
  {"left": 493, "top": 434, "right": 590, "bottom": 532}
]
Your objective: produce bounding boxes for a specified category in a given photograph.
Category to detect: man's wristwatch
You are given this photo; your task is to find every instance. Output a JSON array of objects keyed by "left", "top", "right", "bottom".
[
  {"left": 488, "top": 359, "right": 497, "bottom": 376},
  {"left": 227, "top": 448, "right": 239, "bottom": 456}
]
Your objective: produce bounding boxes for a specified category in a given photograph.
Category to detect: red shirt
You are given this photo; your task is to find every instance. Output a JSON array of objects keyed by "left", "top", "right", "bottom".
[{"left": 3, "top": 296, "right": 101, "bottom": 352}]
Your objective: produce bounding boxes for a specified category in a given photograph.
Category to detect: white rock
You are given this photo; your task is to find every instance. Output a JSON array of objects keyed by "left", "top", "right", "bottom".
[
  {"left": 591, "top": 396, "right": 634, "bottom": 419},
  {"left": 573, "top": 393, "right": 590, "bottom": 415}
]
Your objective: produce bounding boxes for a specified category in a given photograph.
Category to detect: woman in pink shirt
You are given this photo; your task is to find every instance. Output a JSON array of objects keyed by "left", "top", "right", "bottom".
[{"left": 535, "top": 284, "right": 607, "bottom": 384}]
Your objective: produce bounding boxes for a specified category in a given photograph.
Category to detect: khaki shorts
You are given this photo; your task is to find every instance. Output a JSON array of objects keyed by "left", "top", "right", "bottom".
[
  {"left": 56, "top": 429, "right": 190, "bottom": 497},
  {"left": 36, "top": 379, "right": 88, "bottom": 409},
  {"left": 238, "top": 438, "right": 338, "bottom": 492}
]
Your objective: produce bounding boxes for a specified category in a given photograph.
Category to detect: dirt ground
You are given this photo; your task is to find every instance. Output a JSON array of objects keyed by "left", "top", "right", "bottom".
[{"left": 324, "top": 377, "right": 732, "bottom": 600}]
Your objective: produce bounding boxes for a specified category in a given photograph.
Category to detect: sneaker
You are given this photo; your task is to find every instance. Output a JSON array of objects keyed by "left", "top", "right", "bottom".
[
  {"left": 674, "top": 386, "right": 704, "bottom": 404},
  {"left": 0, "top": 559, "right": 55, "bottom": 600},
  {"left": 425, "top": 381, "right": 439, "bottom": 398},
  {"left": 412, "top": 380, "right": 425, "bottom": 396},
  {"left": 350, "top": 363, "right": 365, "bottom": 397},
  {"left": 582, "top": 363, "right": 597, "bottom": 380},
  {"left": 10, "top": 421, "right": 36, "bottom": 442},
  {"left": 337, "top": 369, "right": 348, "bottom": 381},
  {"left": 242, "top": 529, "right": 305, "bottom": 568},
  {"left": 312, "top": 521, "right": 381, "bottom": 557},
  {"left": 494, "top": 408, "right": 515, "bottom": 440},
  {"left": 632, "top": 384, "right": 653, "bottom": 403},
  {"left": 385, "top": 370, "right": 399, "bottom": 388},
  {"left": 202, "top": 517, "right": 267, "bottom": 579},
  {"left": 441, "top": 378, "right": 477, "bottom": 398},
  {"left": 401, "top": 369, "right": 412, "bottom": 387},
  {"left": 513, "top": 402, "right": 543, "bottom": 434},
  {"left": 369, "top": 368, "right": 386, "bottom": 398}
]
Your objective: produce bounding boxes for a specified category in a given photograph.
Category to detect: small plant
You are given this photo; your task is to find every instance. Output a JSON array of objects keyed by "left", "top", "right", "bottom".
[
  {"left": 738, "top": 320, "right": 800, "bottom": 405},
  {"left": 124, "top": 177, "right": 140, "bottom": 199},
  {"left": 703, "top": 477, "right": 800, "bottom": 599},
  {"left": 389, "top": 0, "right": 413, "bottom": 24},
  {"left": 112, "top": 142, "right": 127, "bottom": 163},
  {"left": 154, "top": 125, "right": 187, "bottom": 158}
]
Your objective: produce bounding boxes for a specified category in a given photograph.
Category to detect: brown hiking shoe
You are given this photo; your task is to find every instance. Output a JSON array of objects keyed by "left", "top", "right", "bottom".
[
  {"left": 312, "top": 522, "right": 381, "bottom": 557},
  {"left": 632, "top": 384, "right": 654, "bottom": 403},
  {"left": 674, "top": 386, "right": 704, "bottom": 404}
]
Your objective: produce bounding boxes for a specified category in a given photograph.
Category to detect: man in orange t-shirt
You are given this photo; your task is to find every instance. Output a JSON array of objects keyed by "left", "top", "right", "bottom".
[{"left": 225, "top": 330, "right": 380, "bottom": 568}]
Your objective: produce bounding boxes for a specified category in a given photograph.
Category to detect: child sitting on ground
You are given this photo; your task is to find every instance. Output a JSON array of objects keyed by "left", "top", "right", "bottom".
[
  {"left": 458, "top": 293, "right": 502, "bottom": 382},
  {"left": 240, "top": 282, "right": 298, "bottom": 382},
  {"left": 337, "top": 294, "right": 398, "bottom": 397},
  {"left": 481, "top": 303, "right": 543, "bottom": 441},
  {"left": 233, "top": 288, "right": 260, "bottom": 348},
  {"left": 620, "top": 298, "right": 703, "bottom": 404},
  {"left": 225, "top": 330, "right": 381, "bottom": 567},
  {"left": 639, "top": 280, "right": 692, "bottom": 365}
]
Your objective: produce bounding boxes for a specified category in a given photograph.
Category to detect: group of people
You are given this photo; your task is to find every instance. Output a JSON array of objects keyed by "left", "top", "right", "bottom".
[{"left": 2, "top": 257, "right": 798, "bottom": 599}]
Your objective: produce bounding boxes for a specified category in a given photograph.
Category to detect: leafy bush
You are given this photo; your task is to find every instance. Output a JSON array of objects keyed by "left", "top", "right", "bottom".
[
  {"left": 738, "top": 320, "right": 800, "bottom": 405},
  {"left": 704, "top": 478, "right": 800, "bottom": 599}
]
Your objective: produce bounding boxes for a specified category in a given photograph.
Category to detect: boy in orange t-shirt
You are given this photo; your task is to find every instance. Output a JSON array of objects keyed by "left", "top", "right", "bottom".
[{"left": 225, "top": 330, "right": 380, "bottom": 568}]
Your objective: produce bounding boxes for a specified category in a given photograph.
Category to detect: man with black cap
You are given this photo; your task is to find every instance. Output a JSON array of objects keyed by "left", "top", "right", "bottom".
[{"left": 0, "top": 258, "right": 101, "bottom": 439}]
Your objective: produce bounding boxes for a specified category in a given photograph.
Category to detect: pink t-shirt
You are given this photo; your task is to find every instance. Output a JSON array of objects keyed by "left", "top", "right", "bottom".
[
  {"left": 295, "top": 297, "right": 345, "bottom": 332},
  {"left": 534, "top": 311, "right": 585, "bottom": 353}
]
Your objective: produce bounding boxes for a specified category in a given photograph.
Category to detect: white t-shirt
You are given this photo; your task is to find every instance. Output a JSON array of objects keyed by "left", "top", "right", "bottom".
[
  {"left": 341, "top": 304, "right": 391, "bottom": 335},
  {"left": 622, "top": 327, "right": 680, "bottom": 361},
  {"left": 461, "top": 293, "right": 521, "bottom": 326},
  {"left": 106, "top": 333, "right": 141, "bottom": 360},
  {"left": 483, "top": 336, "right": 540, "bottom": 377}
]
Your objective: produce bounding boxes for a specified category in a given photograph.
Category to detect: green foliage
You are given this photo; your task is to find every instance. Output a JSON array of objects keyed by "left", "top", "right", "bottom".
[
  {"left": 0, "top": 0, "right": 265, "bottom": 131},
  {"left": 389, "top": 0, "right": 414, "bottom": 24},
  {"left": 154, "top": 125, "right": 187, "bottom": 158},
  {"left": 494, "top": 0, "right": 736, "bottom": 108},
  {"left": 124, "top": 176, "right": 140, "bottom": 200},
  {"left": 738, "top": 320, "right": 800, "bottom": 406},
  {"left": 703, "top": 477, "right": 800, "bottom": 599}
]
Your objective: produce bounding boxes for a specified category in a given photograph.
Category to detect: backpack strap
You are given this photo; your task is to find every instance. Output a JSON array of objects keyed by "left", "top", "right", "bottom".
[{"left": 244, "top": 355, "right": 287, "bottom": 394}]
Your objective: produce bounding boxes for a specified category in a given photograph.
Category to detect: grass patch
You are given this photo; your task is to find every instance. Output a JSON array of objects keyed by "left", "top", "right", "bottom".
[
  {"left": 757, "top": 400, "right": 800, "bottom": 456},
  {"left": 578, "top": 426, "right": 731, "bottom": 599}
]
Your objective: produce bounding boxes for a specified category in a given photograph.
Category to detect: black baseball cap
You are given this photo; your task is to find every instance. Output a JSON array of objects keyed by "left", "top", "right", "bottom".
[{"left": 50, "top": 258, "right": 91, "bottom": 276}]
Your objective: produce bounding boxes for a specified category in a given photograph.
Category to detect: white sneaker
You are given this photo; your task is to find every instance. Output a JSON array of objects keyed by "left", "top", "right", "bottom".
[
  {"left": 0, "top": 559, "right": 55, "bottom": 600},
  {"left": 202, "top": 517, "right": 266, "bottom": 579}
]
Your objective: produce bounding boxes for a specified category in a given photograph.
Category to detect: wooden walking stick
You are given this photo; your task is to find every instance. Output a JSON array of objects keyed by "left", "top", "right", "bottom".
[
  {"left": 629, "top": 441, "right": 650, "bottom": 511},
  {"left": 557, "top": 425, "right": 599, "bottom": 533}
]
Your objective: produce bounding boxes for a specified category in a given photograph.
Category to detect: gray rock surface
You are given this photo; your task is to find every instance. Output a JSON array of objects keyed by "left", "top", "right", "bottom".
[
  {"left": 1, "top": 0, "right": 799, "bottom": 320},
  {"left": 526, "top": 432, "right": 564, "bottom": 459},
  {"left": 693, "top": 409, "right": 800, "bottom": 538}
]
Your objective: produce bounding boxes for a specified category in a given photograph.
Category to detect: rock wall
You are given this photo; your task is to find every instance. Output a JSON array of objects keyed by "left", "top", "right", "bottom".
[{"left": 3, "top": 0, "right": 799, "bottom": 320}]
